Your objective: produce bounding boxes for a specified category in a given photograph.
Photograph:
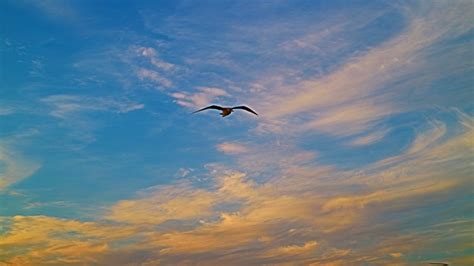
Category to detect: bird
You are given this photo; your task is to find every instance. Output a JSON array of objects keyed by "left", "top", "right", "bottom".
[{"left": 192, "top": 105, "right": 258, "bottom": 117}]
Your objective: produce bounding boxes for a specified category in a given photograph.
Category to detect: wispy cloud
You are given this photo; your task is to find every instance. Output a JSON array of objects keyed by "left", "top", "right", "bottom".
[
  {"left": 2, "top": 1, "right": 472, "bottom": 265},
  {"left": 22, "top": 0, "right": 78, "bottom": 22},
  {"left": 41, "top": 94, "right": 144, "bottom": 119},
  {"left": 39, "top": 95, "right": 144, "bottom": 147},
  {"left": 136, "top": 68, "right": 173, "bottom": 88},
  {"left": 407, "top": 120, "right": 446, "bottom": 155},
  {"left": 0, "top": 144, "right": 40, "bottom": 190},
  {"left": 217, "top": 142, "right": 250, "bottom": 154},
  {"left": 132, "top": 46, "right": 176, "bottom": 89},
  {"left": 0, "top": 215, "right": 136, "bottom": 265},
  {"left": 0, "top": 106, "right": 13, "bottom": 116},
  {"left": 106, "top": 182, "right": 216, "bottom": 225},
  {"left": 253, "top": 1, "right": 473, "bottom": 137},
  {"left": 2, "top": 115, "right": 471, "bottom": 263},
  {"left": 263, "top": 240, "right": 319, "bottom": 257},
  {"left": 170, "top": 87, "right": 229, "bottom": 109},
  {"left": 4, "top": 111, "right": 471, "bottom": 264},
  {"left": 348, "top": 128, "right": 390, "bottom": 146},
  {"left": 135, "top": 46, "right": 175, "bottom": 71}
]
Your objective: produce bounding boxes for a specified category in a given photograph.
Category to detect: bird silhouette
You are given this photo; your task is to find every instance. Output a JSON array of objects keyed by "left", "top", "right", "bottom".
[{"left": 193, "top": 105, "right": 258, "bottom": 117}]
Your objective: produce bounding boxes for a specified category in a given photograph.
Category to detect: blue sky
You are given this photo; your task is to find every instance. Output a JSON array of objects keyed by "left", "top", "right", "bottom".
[{"left": 1, "top": 0, "right": 473, "bottom": 265}]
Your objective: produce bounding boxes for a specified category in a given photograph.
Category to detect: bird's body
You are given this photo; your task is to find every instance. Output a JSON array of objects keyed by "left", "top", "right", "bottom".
[
  {"left": 193, "top": 105, "right": 258, "bottom": 117},
  {"left": 220, "top": 108, "right": 233, "bottom": 117}
]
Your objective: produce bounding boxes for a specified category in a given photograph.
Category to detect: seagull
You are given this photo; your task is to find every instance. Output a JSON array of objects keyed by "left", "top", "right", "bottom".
[{"left": 192, "top": 105, "right": 258, "bottom": 117}]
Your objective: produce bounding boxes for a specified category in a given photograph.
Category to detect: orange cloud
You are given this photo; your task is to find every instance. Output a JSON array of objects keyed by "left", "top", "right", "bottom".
[
  {"left": 107, "top": 183, "right": 216, "bottom": 225},
  {"left": 0, "top": 215, "right": 136, "bottom": 265},
  {"left": 264, "top": 240, "right": 319, "bottom": 257},
  {"left": 1, "top": 111, "right": 472, "bottom": 265}
]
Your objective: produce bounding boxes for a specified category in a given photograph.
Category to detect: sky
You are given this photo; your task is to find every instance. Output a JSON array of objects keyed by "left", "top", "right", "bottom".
[{"left": 0, "top": 0, "right": 473, "bottom": 265}]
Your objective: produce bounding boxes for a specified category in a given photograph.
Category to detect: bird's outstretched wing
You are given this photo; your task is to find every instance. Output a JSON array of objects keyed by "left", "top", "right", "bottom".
[
  {"left": 232, "top": 106, "right": 258, "bottom": 116},
  {"left": 192, "top": 105, "right": 225, "bottom": 113}
]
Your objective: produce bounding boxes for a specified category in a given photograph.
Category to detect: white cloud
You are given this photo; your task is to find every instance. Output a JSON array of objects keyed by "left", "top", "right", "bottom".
[
  {"left": 129, "top": 46, "right": 176, "bottom": 89},
  {"left": 137, "top": 68, "right": 173, "bottom": 88},
  {"left": 299, "top": 101, "right": 395, "bottom": 136},
  {"left": 41, "top": 95, "right": 97, "bottom": 119},
  {"left": 41, "top": 95, "right": 145, "bottom": 119},
  {"left": 150, "top": 58, "right": 174, "bottom": 71},
  {"left": 176, "top": 168, "right": 194, "bottom": 178},
  {"left": 39, "top": 95, "right": 145, "bottom": 147},
  {"left": 170, "top": 87, "right": 229, "bottom": 109},
  {"left": 136, "top": 47, "right": 157, "bottom": 57},
  {"left": 252, "top": 1, "right": 473, "bottom": 137},
  {"left": 115, "top": 103, "right": 145, "bottom": 113},
  {"left": 136, "top": 46, "right": 175, "bottom": 71}
]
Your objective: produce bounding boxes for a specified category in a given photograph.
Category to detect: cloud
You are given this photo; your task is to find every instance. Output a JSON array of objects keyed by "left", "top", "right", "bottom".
[
  {"left": 41, "top": 94, "right": 144, "bottom": 119},
  {"left": 1, "top": 115, "right": 472, "bottom": 264},
  {"left": 298, "top": 100, "right": 395, "bottom": 136},
  {"left": 24, "top": 200, "right": 73, "bottom": 210},
  {"left": 21, "top": 0, "right": 78, "bottom": 22},
  {"left": 150, "top": 58, "right": 174, "bottom": 71},
  {"left": 370, "top": 120, "right": 451, "bottom": 171},
  {"left": 0, "top": 215, "right": 136, "bottom": 265},
  {"left": 136, "top": 46, "right": 175, "bottom": 71},
  {"left": 406, "top": 120, "right": 446, "bottom": 155},
  {"left": 1, "top": 1, "right": 472, "bottom": 265},
  {"left": 106, "top": 183, "right": 216, "bottom": 225},
  {"left": 136, "top": 47, "right": 157, "bottom": 57},
  {"left": 137, "top": 68, "right": 173, "bottom": 88},
  {"left": 101, "top": 118, "right": 470, "bottom": 262},
  {"left": 115, "top": 103, "right": 145, "bottom": 113},
  {"left": 390, "top": 253, "right": 402, "bottom": 258},
  {"left": 39, "top": 95, "right": 145, "bottom": 146},
  {"left": 217, "top": 142, "right": 250, "bottom": 154},
  {"left": 264, "top": 240, "right": 319, "bottom": 257},
  {"left": 0, "top": 106, "right": 13, "bottom": 116},
  {"left": 222, "top": 141, "right": 318, "bottom": 175},
  {"left": 253, "top": 1, "right": 473, "bottom": 137},
  {"left": 133, "top": 46, "right": 175, "bottom": 89},
  {"left": 145, "top": 113, "right": 471, "bottom": 262},
  {"left": 170, "top": 87, "right": 229, "bottom": 109},
  {"left": 348, "top": 128, "right": 390, "bottom": 146},
  {"left": 175, "top": 167, "right": 195, "bottom": 178},
  {"left": 0, "top": 145, "right": 40, "bottom": 190}
]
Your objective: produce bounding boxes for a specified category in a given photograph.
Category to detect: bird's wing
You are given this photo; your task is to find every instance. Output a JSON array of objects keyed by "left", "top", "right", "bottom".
[
  {"left": 192, "top": 105, "right": 225, "bottom": 113},
  {"left": 232, "top": 106, "right": 258, "bottom": 116}
]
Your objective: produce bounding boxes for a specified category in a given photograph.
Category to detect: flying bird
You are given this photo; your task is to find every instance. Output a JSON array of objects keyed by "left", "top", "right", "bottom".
[{"left": 193, "top": 105, "right": 258, "bottom": 117}]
